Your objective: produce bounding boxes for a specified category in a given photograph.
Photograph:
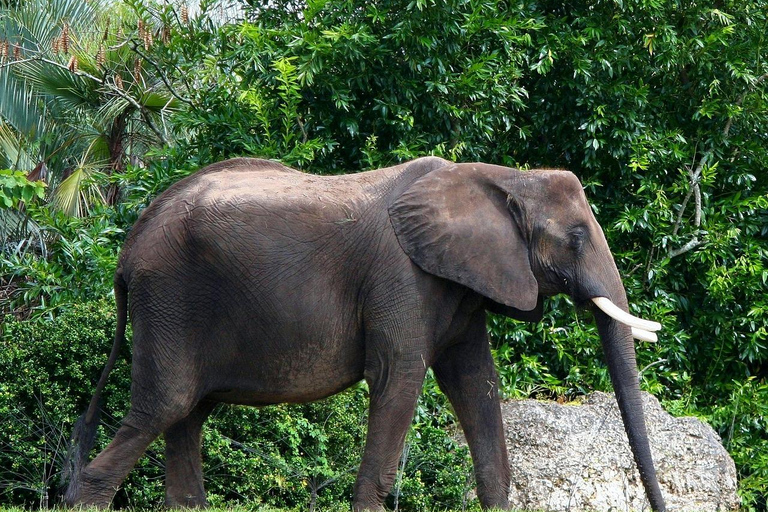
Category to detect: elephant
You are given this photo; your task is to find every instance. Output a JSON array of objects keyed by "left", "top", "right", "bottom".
[{"left": 64, "top": 156, "right": 665, "bottom": 511}]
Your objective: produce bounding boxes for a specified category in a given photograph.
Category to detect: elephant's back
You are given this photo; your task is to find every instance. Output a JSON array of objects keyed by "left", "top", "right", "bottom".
[
  {"left": 117, "top": 159, "right": 370, "bottom": 286},
  {"left": 127, "top": 156, "right": 451, "bottom": 237},
  {"left": 117, "top": 156, "right": 451, "bottom": 283}
]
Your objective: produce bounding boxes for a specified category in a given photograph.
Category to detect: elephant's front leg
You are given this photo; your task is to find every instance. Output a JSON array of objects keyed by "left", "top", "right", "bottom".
[
  {"left": 164, "top": 400, "right": 216, "bottom": 508},
  {"left": 353, "top": 344, "right": 427, "bottom": 512},
  {"left": 432, "top": 311, "right": 510, "bottom": 509}
]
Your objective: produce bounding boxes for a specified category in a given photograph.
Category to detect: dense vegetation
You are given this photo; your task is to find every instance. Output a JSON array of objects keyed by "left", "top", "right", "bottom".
[{"left": 1, "top": 0, "right": 766, "bottom": 510}]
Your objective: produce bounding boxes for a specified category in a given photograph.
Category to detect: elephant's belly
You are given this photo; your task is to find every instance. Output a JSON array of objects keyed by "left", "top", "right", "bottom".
[
  {"left": 205, "top": 371, "right": 364, "bottom": 406},
  {"left": 203, "top": 331, "right": 367, "bottom": 406}
]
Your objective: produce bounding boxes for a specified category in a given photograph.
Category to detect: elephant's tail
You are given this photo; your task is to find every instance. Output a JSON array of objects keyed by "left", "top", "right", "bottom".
[{"left": 62, "top": 270, "right": 128, "bottom": 500}]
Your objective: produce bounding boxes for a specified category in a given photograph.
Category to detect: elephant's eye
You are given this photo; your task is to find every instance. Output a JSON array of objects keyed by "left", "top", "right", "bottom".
[{"left": 569, "top": 228, "right": 585, "bottom": 250}]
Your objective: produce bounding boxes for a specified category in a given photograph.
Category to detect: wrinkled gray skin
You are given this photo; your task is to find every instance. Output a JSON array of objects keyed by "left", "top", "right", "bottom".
[{"left": 65, "top": 157, "right": 666, "bottom": 511}]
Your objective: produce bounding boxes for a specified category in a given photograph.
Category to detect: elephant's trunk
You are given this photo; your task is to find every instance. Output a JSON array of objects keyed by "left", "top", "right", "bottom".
[{"left": 593, "top": 294, "right": 666, "bottom": 512}]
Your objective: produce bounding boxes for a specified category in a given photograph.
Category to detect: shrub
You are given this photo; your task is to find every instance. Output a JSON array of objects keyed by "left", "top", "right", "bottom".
[
  {"left": 0, "top": 300, "right": 130, "bottom": 506},
  {"left": 0, "top": 207, "right": 123, "bottom": 319}
]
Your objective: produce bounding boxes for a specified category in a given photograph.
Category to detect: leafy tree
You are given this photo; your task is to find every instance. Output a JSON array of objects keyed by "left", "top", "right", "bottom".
[
  {"left": 0, "top": 0, "right": 179, "bottom": 215},
  {"left": 150, "top": 0, "right": 544, "bottom": 171}
]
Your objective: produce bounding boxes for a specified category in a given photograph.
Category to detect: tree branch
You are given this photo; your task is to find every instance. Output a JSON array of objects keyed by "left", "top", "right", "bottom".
[
  {"left": 671, "top": 150, "right": 706, "bottom": 237},
  {"left": 130, "top": 42, "right": 194, "bottom": 107},
  {"left": 668, "top": 237, "right": 701, "bottom": 259},
  {"left": 667, "top": 72, "right": 767, "bottom": 259},
  {"left": 667, "top": 155, "right": 704, "bottom": 258}
]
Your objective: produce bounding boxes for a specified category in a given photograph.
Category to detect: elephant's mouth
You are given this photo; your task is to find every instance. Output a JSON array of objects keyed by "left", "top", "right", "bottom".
[{"left": 591, "top": 297, "right": 662, "bottom": 342}]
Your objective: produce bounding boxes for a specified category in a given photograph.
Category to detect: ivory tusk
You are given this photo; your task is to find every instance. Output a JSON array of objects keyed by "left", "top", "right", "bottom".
[
  {"left": 632, "top": 327, "right": 658, "bottom": 343},
  {"left": 591, "top": 297, "right": 662, "bottom": 332}
]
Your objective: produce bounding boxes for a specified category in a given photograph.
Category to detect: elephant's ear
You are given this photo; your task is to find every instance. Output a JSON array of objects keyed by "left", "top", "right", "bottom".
[{"left": 389, "top": 163, "right": 538, "bottom": 311}]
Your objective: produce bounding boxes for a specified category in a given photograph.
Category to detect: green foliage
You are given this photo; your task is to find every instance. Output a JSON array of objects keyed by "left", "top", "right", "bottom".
[
  {"left": 0, "top": 205, "right": 123, "bottom": 318},
  {"left": 148, "top": 0, "right": 544, "bottom": 171},
  {"left": 188, "top": 383, "right": 472, "bottom": 511},
  {"left": 200, "top": 388, "right": 368, "bottom": 509},
  {"left": 489, "top": 296, "right": 613, "bottom": 400},
  {"left": 688, "top": 379, "right": 768, "bottom": 512},
  {"left": 0, "top": 300, "right": 131, "bottom": 506},
  {"left": 0, "top": 170, "right": 46, "bottom": 208},
  {"left": 107, "top": 145, "right": 204, "bottom": 217},
  {"left": 394, "top": 391, "right": 475, "bottom": 511}
]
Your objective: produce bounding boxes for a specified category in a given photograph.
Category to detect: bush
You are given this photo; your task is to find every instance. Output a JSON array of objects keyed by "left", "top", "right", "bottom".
[
  {"left": 0, "top": 300, "right": 130, "bottom": 507},
  {"left": 0, "top": 207, "right": 124, "bottom": 319}
]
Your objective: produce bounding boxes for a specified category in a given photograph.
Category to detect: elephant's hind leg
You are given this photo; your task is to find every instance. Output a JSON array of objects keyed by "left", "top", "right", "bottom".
[
  {"left": 69, "top": 414, "right": 161, "bottom": 508},
  {"left": 72, "top": 320, "right": 206, "bottom": 508},
  {"left": 164, "top": 400, "right": 217, "bottom": 508},
  {"left": 72, "top": 397, "right": 205, "bottom": 507}
]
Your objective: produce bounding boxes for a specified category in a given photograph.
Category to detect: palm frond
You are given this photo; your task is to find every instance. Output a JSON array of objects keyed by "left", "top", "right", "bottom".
[
  {"left": 86, "top": 133, "right": 110, "bottom": 165},
  {"left": 0, "top": 71, "right": 42, "bottom": 137},
  {"left": 51, "top": 165, "right": 84, "bottom": 216},
  {"left": 14, "top": 59, "right": 98, "bottom": 111},
  {"left": 3, "top": 0, "right": 106, "bottom": 52},
  {"left": 34, "top": 117, "right": 83, "bottom": 174},
  {"left": 51, "top": 163, "right": 104, "bottom": 217},
  {"left": 96, "top": 95, "right": 131, "bottom": 124},
  {"left": 50, "top": 137, "right": 106, "bottom": 217},
  {"left": 0, "top": 122, "right": 36, "bottom": 171},
  {"left": 140, "top": 91, "right": 181, "bottom": 112}
]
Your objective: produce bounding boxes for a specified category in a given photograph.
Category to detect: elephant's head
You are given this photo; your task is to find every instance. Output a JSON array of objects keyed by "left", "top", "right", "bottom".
[{"left": 389, "top": 162, "right": 666, "bottom": 511}]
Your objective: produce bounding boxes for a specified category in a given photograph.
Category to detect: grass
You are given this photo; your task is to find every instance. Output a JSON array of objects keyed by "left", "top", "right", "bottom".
[
  {"left": 0, "top": 508, "right": 288, "bottom": 512},
  {"left": 0, "top": 508, "right": 494, "bottom": 512},
  {"left": 0, "top": 506, "right": 506, "bottom": 512}
]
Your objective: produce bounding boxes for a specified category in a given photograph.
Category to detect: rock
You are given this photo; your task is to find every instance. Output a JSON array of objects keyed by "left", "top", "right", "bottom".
[{"left": 500, "top": 391, "right": 739, "bottom": 511}]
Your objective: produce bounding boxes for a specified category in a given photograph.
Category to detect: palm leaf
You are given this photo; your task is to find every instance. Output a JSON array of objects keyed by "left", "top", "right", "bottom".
[
  {"left": 14, "top": 59, "right": 99, "bottom": 111},
  {"left": 139, "top": 91, "right": 181, "bottom": 112},
  {"left": 3, "top": 0, "right": 106, "bottom": 52},
  {"left": 51, "top": 163, "right": 105, "bottom": 217},
  {"left": 96, "top": 96, "right": 132, "bottom": 126},
  {"left": 85, "top": 132, "right": 110, "bottom": 165},
  {"left": 0, "top": 122, "right": 36, "bottom": 171},
  {"left": 0, "top": 71, "right": 42, "bottom": 137}
]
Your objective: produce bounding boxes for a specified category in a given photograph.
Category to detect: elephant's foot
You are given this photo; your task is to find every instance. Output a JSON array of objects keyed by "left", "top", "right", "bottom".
[
  {"left": 165, "top": 493, "right": 208, "bottom": 509},
  {"left": 352, "top": 475, "right": 391, "bottom": 512},
  {"left": 351, "top": 500, "right": 386, "bottom": 512},
  {"left": 164, "top": 462, "right": 207, "bottom": 509},
  {"left": 65, "top": 421, "right": 159, "bottom": 509},
  {"left": 63, "top": 469, "right": 116, "bottom": 509}
]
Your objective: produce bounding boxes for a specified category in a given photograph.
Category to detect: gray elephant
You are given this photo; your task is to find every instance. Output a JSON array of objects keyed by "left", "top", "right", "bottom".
[{"left": 64, "top": 157, "right": 665, "bottom": 511}]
